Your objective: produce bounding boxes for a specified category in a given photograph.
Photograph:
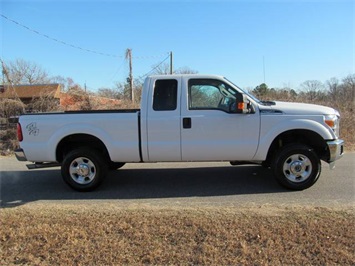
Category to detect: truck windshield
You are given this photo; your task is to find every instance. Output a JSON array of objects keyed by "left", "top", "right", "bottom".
[{"left": 223, "top": 77, "right": 262, "bottom": 104}]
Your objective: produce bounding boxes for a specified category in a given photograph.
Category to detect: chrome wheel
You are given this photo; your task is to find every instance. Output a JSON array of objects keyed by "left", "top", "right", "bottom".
[
  {"left": 69, "top": 157, "right": 96, "bottom": 185},
  {"left": 62, "top": 148, "right": 107, "bottom": 191},
  {"left": 283, "top": 154, "right": 312, "bottom": 183},
  {"left": 273, "top": 144, "right": 321, "bottom": 190}
]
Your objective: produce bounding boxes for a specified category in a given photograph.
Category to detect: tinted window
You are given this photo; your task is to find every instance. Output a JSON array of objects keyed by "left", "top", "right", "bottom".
[{"left": 153, "top": 79, "right": 178, "bottom": 111}]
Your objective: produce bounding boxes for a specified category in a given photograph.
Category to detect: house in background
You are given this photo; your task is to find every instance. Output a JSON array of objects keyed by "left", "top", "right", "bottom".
[{"left": 0, "top": 84, "right": 61, "bottom": 105}]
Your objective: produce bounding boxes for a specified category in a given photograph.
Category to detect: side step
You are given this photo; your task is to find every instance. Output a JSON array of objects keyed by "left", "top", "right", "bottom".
[
  {"left": 230, "top": 161, "right": 262, "bottom": 166},
  {"left": 26, "top": 162, "right": 61, "bottom": 169}
]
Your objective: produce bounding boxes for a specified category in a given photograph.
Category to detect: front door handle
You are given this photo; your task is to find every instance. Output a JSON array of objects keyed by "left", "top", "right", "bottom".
[{"left": 183, "top": 117, "right": 191, "bottom": 129}]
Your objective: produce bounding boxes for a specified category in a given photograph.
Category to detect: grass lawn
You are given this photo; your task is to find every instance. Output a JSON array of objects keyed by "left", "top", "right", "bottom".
[{"left": 1, "top": 204, "right": 354, "bottom": 265}]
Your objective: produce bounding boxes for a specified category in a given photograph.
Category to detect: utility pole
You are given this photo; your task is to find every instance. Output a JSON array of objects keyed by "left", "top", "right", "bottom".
[
  {"left": 125, "top": 48, "right": 134, "bottom": 102},
  {"left": 170, "top": 51, "right": 173, "bottom": 74}
]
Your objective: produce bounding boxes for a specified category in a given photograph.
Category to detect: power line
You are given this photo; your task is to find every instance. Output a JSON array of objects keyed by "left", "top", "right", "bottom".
[
  {"left": 108, "top": 58, "right": 126, "bottom": 83},
  {"left": 0, "top": 13, "right": 168, "bottom": 59},
  {"left": 133, "top": 53, "right": 169, "bottom": 59},
  {"left": 0, "top": 13, "right": 120, "bottom": 58},
  {"left": 138, "top": 54, "right": 171, "bottom": 80}
]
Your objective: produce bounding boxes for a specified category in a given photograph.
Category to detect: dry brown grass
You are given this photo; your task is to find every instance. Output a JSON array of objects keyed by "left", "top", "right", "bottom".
[
  {"left": 338, "top": 108, "right": 355, "bottom": 151},
  {"left": 1, "top": 205, "right": 354, "bottom": 265}
]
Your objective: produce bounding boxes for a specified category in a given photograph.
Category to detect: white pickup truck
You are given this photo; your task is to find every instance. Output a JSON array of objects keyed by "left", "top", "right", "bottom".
[{"left": 15, "top": 74, "right": 344, "bottom": 191}]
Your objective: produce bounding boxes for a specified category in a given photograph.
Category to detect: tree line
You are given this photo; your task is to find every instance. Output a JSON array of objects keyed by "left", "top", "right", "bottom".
[
  {"left": 1, "top": 58, "right": 354, "bottom": 112},
  {"left": 252, "top": 77, "right": 354, "bottom": 109}
]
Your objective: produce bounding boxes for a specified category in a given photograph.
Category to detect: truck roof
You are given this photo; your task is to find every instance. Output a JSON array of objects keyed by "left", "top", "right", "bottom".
[{"left": 147, "top": 74, "right": 225, "bottom": 80}]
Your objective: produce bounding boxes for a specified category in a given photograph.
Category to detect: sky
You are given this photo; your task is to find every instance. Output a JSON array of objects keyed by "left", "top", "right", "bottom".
[{"left": 1, "top": 0, "right": 354, "bottom": 91}]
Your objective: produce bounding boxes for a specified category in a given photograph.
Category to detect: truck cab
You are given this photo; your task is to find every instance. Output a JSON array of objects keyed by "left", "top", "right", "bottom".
[{"left": 141, "top": 75, "right": 259, "bottom": 162}]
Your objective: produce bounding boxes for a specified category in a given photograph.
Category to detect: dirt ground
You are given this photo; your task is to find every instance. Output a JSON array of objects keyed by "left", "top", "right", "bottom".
[{"left": 1, "top": 204, "right": 354, "bottom": 265}]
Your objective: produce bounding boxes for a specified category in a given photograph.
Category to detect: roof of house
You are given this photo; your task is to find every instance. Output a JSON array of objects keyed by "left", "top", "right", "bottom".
[{"left": 0, "top": 84, "right": 61, "bottom": 99}]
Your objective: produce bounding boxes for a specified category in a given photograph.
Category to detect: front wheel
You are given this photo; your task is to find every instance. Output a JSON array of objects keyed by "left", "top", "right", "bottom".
[
  {"left": 273, "top": 144, "right": 321, "bottom": 190},
  {"left": 61, "top": 148, "right": 108, "bottom": 192}
]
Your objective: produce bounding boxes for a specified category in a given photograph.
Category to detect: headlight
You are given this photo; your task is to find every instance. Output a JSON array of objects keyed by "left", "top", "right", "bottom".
[{"left": 324, "top": 114, "right": 340, "bottom": 137}]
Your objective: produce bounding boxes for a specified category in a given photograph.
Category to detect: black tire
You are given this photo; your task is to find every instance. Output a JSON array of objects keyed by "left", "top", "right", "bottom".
[
  {"left": 108, "top": 162, "right": 126, "bottom": 170},
  {"left": 273, "top": 144, "right": 321, "bottom": 190},
  {"left": 61, "top": 148, "right": 108, "bottom": 192}
]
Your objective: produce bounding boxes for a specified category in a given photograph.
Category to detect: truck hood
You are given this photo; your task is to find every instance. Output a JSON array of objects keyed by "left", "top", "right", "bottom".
[{"left": 264, "top": 101, "right": 338, "bottom": 116}]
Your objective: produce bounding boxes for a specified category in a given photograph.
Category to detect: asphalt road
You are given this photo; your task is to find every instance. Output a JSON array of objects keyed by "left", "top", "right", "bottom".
[{"left": 0, "top": 153, "right": 354, "bottom": 208}]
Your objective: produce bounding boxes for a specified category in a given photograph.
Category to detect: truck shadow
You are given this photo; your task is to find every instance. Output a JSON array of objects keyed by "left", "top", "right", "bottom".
[{"left": 0, "top": 165, "right": 288, "bottom": 208}]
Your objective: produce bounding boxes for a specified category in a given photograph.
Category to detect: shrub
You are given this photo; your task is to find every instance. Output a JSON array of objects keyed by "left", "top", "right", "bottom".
[{"left": 0, "top": 128, "right": 18, "bottom": 156}]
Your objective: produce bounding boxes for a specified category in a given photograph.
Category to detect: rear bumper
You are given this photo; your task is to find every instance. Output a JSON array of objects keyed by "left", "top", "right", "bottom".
[
  {"left": 327, "top": 139, "right": 344, "bottom": 169},
  {"left": 15, "top": 148, "right": 27, "bottom": 162}
]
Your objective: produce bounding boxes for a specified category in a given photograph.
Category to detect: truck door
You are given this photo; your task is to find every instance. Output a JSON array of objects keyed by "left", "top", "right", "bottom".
[
  {"left": 145, "top": 77, "right": 182, "bottom": 161},
  {"left": 181, "top": 78, "right": 260, "bottom": 161}
]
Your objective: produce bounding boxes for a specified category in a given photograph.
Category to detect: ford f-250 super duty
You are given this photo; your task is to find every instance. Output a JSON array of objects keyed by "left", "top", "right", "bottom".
[{"left": 15, "top": 74, "right": 344, "bottom": 191}]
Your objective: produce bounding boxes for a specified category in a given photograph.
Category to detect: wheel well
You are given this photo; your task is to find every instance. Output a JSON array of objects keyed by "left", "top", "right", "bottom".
[
  {"left": 265, "top": 129, "right": 328, "bottom": 165},
  {"left": 56, "top": 134, "right": 110, "bottom": 163}
]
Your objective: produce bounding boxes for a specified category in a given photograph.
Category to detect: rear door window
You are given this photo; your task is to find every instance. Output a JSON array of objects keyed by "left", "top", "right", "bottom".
[{"left": 153, "top": 79, "right": 178, "bottom": 111}]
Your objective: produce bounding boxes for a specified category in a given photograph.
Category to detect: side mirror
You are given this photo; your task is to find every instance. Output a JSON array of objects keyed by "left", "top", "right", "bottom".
[{"left": 235, "top": 94, "right": 250, "bottom": 114}]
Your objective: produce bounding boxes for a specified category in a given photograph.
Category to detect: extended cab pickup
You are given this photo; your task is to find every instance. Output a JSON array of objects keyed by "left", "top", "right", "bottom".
[{"left": 15, "top": 75, "right": 344, "bottom": 191}]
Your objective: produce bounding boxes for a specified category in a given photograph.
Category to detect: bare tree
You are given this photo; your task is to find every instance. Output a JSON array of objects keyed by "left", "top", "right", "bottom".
[
  {"left": 152, "top": 63, "right": 198, "bottom": 75},
  {"left": 300, "top": 80, "right": 324, "bottom": 101},
  {"left": 326, "top": 78, "right": 340, "bottom": 102},
  {"left": 97, "top": 87, "right": 122, "bottom": 100},
  {"left": 51, "top": 75, "right": 77, "bottom": 92},
  {"left": 342, "top": 74, "right": 355, "bottom": 104},
  {"left": 4, "top": 59, "right": 50, "bottom": 85},
  {"left": 152, "top": 63, "right": 171, "bottom": 75},
  {"left": 175, "top": 66, "right": 198, "bottom": 74}
]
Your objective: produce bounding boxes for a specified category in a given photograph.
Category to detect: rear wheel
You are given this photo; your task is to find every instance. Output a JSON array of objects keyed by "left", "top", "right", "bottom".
[
  {"left": 61, "top": 148, "right": 108, "bottom": 191},
  {"left": 273, "top": 144, "right": 321, "bottom": 190}
]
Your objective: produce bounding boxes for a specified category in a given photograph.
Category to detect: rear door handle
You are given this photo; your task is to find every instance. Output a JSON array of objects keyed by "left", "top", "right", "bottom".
[{"left": 183, "top": 117, "right": 191, "bottom": 129}]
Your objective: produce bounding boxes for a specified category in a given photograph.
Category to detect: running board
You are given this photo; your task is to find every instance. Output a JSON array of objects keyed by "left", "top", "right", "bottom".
[
  {"left": 230, "top": 161, "right": 262, "bottom": 166},
  {"left": 26, "top": 162, "right": 61, "bottom": 169}
]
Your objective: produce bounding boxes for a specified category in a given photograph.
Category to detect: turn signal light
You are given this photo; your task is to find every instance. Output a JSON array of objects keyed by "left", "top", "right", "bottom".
[{"left": 325, "top": 119, "right": 335, "bottom": 128}]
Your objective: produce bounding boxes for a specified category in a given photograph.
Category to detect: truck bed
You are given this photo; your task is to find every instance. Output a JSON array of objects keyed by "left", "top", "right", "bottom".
[{"left": 18, "top": 109, "right": 142, "bottom": 163}]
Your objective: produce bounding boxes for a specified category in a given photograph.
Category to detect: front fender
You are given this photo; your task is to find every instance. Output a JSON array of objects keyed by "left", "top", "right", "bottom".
[{"left": 253, "top": 116, "right": 335, "bottom": 160}]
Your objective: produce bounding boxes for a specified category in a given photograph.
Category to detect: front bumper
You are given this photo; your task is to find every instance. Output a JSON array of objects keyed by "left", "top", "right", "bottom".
[
  {"left": 327, "top": 139, "right": 344, "bottom": 169},
  {"left": 15, "top": 148, "right": 27, "bottom": 162}
]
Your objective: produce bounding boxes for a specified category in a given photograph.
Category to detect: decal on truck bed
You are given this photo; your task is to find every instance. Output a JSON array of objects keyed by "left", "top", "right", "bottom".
[{"left": 26, "top": 122, "right": 39, "bottom": 136}]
